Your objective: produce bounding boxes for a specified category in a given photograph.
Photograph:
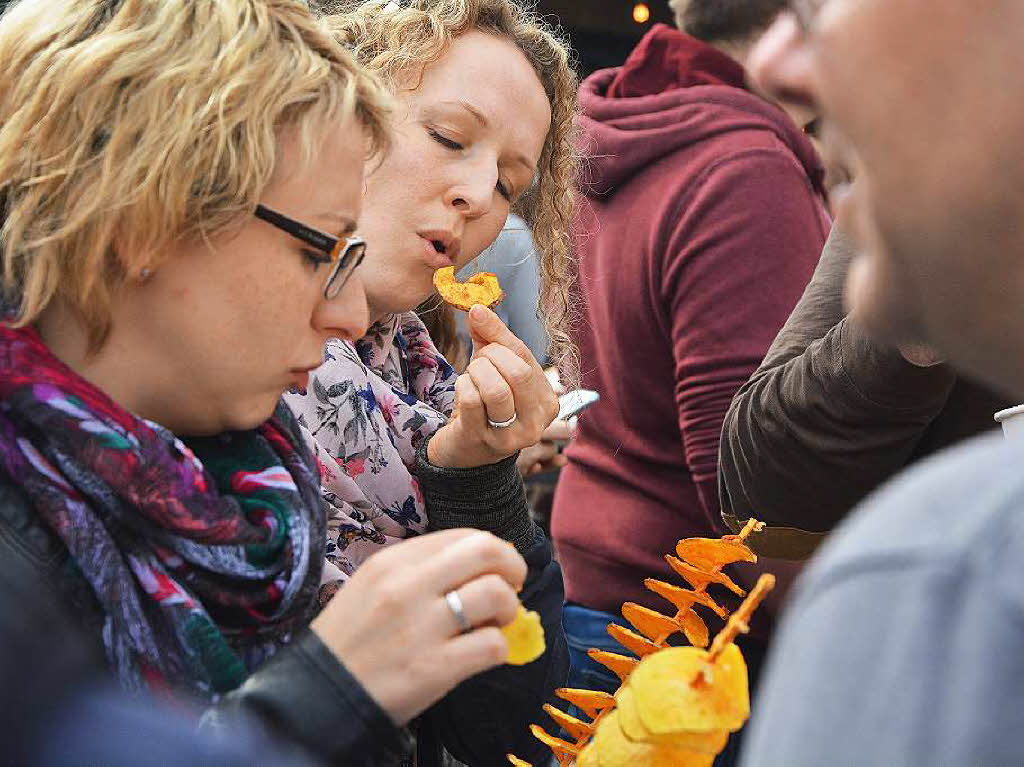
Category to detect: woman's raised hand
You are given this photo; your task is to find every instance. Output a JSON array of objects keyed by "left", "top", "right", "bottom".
[
  {"left": 310, "top": 529, "right": 527, "bottom": 726},
  {"left": 428, "top": 305, "right": 559, "bottom": 469}
]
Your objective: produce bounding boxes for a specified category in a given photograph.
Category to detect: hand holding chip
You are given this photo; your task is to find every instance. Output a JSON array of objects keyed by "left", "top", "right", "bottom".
[{"left": 428, "top": 304, "right": 559, "bottom": 469}]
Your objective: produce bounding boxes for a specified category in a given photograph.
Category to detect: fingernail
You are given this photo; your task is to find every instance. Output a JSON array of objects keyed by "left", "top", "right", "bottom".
[{"left": 469, "top": 304, "right": 487, "bottom": 321}]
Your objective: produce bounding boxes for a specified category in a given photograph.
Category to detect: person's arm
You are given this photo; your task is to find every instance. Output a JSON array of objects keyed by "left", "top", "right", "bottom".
[
  {"left": 206, "top": 630, "right": 413, "bottom": 767},
  {"left": 718, "top": 225, "right": 957, "bottom": 558},
  {"left": 667, "top": 149, "right": 827, "bottom": 535},
  {"left": 416, "top": 439, "right": 569, "bottom": 766}
]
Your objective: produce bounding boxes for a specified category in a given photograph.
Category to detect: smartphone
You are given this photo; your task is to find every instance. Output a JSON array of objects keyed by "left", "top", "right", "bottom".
[{"left": 557, "top": 389, "right": 600, "bottom": 421}]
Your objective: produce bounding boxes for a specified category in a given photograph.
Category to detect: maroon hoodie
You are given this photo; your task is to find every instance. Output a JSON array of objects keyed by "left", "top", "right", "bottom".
[{"left": 551, "top": 25, "right": 830, "bottom": 629}]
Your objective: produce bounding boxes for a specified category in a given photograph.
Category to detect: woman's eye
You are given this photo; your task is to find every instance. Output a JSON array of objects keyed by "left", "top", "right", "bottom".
[
  {"left": 429, "top": 128, "right": 464, "bottom": 151},
  {"left": 301, "top": 249, "right": 328, "bottom": 269}
]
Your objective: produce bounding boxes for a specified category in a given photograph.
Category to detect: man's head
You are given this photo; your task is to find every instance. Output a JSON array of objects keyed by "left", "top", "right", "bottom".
[
  {"left": 749, "top": 1, "right": 1024, "bottom": 397},
  {"left": 670, "top": 0, "right": 788, "bottom": 43}
]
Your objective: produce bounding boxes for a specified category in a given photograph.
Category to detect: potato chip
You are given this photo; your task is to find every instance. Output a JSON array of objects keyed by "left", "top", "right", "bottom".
[
  {"left": 591, "top": 711, "right": 716, "bottom": 767},
  {"left": 679, "top": 608, "right": 710, "bottom": 649},
  {"left": 588, "top": 649, "right": 639, "bottom": 683},
  {"left": 543, "top": 704, "right": 593, "bottom": 742},
  {"left": 555, "top": 688, "right": 616, "bottom": 720},
  {"left": 631, "top": 644, "right": 749, "bottom": 734},
  {"left": 644, "top": 579, "right": 728, "bottom": 619},
  {"left": 506, "top": 756, "right": 532, "bottom": 767},
  {"left": 433, "top": 266, "right": 505, "bottom": 311},
  {"left": 621, "top": 602, "right": 680, "bottom": 643},
  {"left": 501, "top": 605, "right": 545, "bottom": 665},
  {"left": 529, "top": 725, "right": 578, "bottom": 759},
  {"left": 607, "top": 623, "right": 661, "bottom": 658},
  {"left": 675, "top": 538, "right": 756, "bottom": 572},
  {"left": 576, "top": 742, "right": 600, "bottom": 767},
  {"left": 665, "top": 555, "right": 746, "bottom": 597}
]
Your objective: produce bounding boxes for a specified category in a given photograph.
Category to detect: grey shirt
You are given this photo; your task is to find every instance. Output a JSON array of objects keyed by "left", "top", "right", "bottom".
[{"left": 740, "top": 432, "right": 1024, "bottom": 766}]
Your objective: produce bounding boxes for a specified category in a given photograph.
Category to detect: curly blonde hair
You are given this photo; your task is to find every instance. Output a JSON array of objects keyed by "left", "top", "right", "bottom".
[
  {"left": 0, "top": 0, "right": 392, "bottom": 352},
  {"left": 320, "top": 0, "right": 580, "bottom": 380}
]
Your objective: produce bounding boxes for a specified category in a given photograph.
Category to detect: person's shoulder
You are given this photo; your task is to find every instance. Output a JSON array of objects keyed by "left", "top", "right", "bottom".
[{"left": 797, "top": 432, "right": 1024, "bottom": 595}]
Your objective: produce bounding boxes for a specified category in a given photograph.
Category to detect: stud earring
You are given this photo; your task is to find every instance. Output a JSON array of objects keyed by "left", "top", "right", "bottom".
[{"left": 139, "top": 267, "right": 153, "bottom": 281}]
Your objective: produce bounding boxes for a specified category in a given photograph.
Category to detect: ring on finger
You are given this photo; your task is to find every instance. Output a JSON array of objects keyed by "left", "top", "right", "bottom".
[
  {"left": 444, "top": 589, "right": 473, "bottom": 634},
  {"left": 487, "top": 413, "right": 518, "bottom": 429}
]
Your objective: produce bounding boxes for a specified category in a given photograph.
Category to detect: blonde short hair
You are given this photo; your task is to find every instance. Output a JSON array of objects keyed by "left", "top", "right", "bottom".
[
  {"left": 321, "top": 0, "right": 580, "bottom": 380},
  {"left": 0, "top": 0, "right": 392, "bottom": 351}
]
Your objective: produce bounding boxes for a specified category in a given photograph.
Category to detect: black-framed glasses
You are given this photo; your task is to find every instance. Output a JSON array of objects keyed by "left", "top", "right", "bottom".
[{"left": 254, "top": 204, "right": 366, "bottom": 299}]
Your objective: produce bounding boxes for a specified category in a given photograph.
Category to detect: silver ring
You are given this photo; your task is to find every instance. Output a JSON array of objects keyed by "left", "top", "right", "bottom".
[
  {"left": 444, "top": 589, "right": 473, "bottom": 634},
  {"left": 487, "top": 413, "right": 518, "bottom": 429}
]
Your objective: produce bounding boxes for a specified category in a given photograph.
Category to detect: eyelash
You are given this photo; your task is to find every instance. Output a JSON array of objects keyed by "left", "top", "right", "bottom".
[
  {"left": 301, "top": 249, "right": 329, "bottom": 268},
  {"left": 428, "top": 128, "right": 513, "bottom": 202}
]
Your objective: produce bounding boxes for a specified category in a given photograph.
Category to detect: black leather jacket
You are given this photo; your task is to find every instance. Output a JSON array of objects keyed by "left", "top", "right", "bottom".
[{"left": 0, "top": 438, "right": 568, "bottom": 767}]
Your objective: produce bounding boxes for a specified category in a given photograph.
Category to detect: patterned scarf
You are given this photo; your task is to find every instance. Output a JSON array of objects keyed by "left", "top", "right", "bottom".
[
  {"left": 286, "top": 312, "right": 457, "bottom": 588},
  {"left": 0, "top": 325, "right": 325, "bottom": 700}
]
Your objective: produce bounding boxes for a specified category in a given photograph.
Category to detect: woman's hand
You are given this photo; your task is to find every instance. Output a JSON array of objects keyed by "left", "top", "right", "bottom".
[
  {"left": 428, "top": 305, "right": 558, "bottom": 469},
  {"left": 310, "top": 529, "right": 526, "bottom": 727},
  {"left": 515, "top": 419, "right": 573, "bottom": 477}
]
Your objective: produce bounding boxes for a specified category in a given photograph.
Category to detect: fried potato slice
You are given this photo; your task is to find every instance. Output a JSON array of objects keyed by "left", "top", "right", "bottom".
[
  {"left": 675, "top": 538, "right": 757, "bottom": 571},
  {"left": 607, "top": 623, "right": 662, "bottom": 658},
  {"left": 644, "top": 579, "right": 728, "bottom": 619},
  {"left": 591, "top": 711, "right": 716, "bottom": 767},
  {"left": 529, "top": 725, "right": 579, "bottom": 759},
  {"left": 679, "top": 608, "right": 710, "bottom": 649},
  {"left": 622, "top": 602, "right": 680, "bottom": 643},
  {"left": 506, "top": 756, "right": 532, "bottom": 767},
  {"left": 616, "top": 686, "right": 729, "bottom": 753},
  {"left": 588, "top": 649, "right": 639, "bottom": 683},
  {"left": 543, "top": 703, "right": 594, "bottom": 742},
  {"left": 433, "top": 266, "right": 505, "bottom": 311},
  {"left": 555, "top": 688, "right": 616, "bottom": 720},
  {"left": 501, "top": 605, "right": 545, "bottom": 665},
  {"left": 576, "top": 742, "right": 601, "bottom": 767},
  {"left": 665, "top": 555, "right": 746, "bottom": 597},
  {"left": 631, "top": 644, "right": 750, "bottom": 734}
]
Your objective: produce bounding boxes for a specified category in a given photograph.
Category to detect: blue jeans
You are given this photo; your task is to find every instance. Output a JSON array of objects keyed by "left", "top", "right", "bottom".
[{"left": 561, "top": 601, "right": 767, "bottom": 767}]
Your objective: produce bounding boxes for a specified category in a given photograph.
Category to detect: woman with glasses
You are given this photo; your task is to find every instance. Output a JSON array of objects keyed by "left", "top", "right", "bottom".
[{"left": 0, "top": 1, "right": 546, "bottom": 764}]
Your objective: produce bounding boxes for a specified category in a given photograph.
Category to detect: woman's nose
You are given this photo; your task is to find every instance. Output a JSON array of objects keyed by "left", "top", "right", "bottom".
[
  {"left": 444, "top": 162, "right": 498, "bottom": 219},
  {"left": 314, "top": 271, "right": 370, "bottom": 343}
]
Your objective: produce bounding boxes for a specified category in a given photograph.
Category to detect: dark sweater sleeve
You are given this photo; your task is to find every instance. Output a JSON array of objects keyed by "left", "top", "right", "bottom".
[
  {"left": 665, "top": 149, "right": 827, "bottom": 535},
  {"left": 416, "top": 436, "right": 535, "bottom": 556},
  {"left": 718, "top": 224, "right": 957, "bottom": 558},
  {"left": 414, "top": 438, "right": 569, "bottom": 766}
]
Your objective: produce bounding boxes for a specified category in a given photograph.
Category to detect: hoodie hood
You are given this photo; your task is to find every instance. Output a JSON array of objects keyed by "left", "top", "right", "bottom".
[{"left": 578, "top": 24, "right": 823, "bottom": 197}]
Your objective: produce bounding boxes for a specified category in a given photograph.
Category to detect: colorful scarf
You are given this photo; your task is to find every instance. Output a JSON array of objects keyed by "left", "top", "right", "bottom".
[
  {"left": 286, "top": 312, "right": 457, "bottom": 584},
  {"left": 0, "top": 325, "right": 325, "bottom": 700}
]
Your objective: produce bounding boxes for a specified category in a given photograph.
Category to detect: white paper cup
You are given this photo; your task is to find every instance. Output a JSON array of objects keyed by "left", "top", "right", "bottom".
[{"left": 994, "top": 405, "right": 1024, "bottom": 439}]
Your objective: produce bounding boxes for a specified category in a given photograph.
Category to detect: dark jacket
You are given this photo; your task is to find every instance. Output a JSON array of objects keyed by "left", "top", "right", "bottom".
[
  {"left": 551, "top": 24, "right": 829, "bottom": 630},
  {"left": 718, "top": 225, "right": 1010, "bottom": 558},
  {"left": 0, "top": 434, "right": 567, "bottom": 767}
]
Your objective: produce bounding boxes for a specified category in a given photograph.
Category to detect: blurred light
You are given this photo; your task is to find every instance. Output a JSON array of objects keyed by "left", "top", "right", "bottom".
[{"left": 632, "top": 2, "right": 651, "bottom": 23}]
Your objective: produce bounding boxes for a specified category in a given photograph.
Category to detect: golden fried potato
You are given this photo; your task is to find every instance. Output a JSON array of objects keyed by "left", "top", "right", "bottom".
[
  {"left": 576, "top": 742, "right": 600, "bottom": 767},
  {"left": 607, "top": 623, "right": 661, "bottom": 658},
  {"left": 664, "top": 555, "right": 746, "bottom": 597},
  {"left": 501, "top": 605, "right": 545, "bottom": 665},
  {"left": 529, "top": 725, "right": 578, "bottom": 760},
  {"left": 679, "top": 608, "right": 710, "bottom": 649},
  {"left": 615, "top": 686, "right": 729, "bottom": 754},
  {"left": 543, "top": 703, "right": 594, "bottom": 742},
  {"left": 622, "top": 602, "right": 680, "bottom": 643},
  {"left": 644, "top": 579, "right": 728, "bottom": 619},
  {"left": 555, "top": 688, "right": 616, "bottom": 720},
  {"left": 631, "top": 644, "right": 749, "bottom": 734},
  {"left": 675, "top": 538, "right": 756, "bottom": 571},
  {"left": 433, "top": 266, "right": 505, "bottom": 311},
  {"left": 591, "top": 711, "right": 716, "bottom": 767},
  {"left": 506, "top": 755, "right": 532, "bottom": 767},
  {"left": 588, "top": 649, "right": 639, "bottom": 683}
]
